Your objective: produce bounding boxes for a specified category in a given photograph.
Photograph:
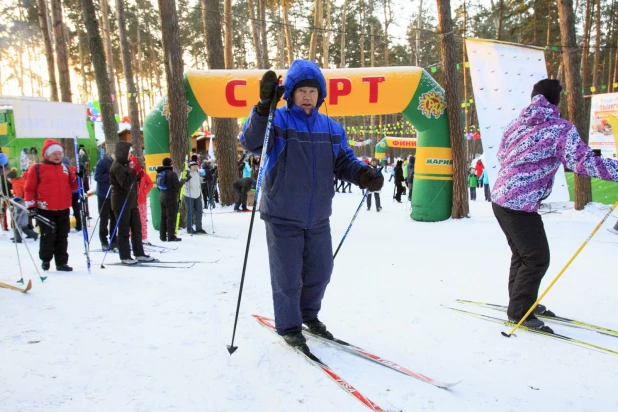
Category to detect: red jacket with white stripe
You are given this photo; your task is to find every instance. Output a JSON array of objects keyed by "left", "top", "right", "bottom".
[{"left": 24, "top": 160, "right": 77, "bottom": 210}]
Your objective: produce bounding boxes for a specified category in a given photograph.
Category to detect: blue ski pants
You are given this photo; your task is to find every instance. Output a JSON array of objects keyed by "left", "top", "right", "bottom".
[{"left": 264, "top": 220, "right": 334, "bottom": 336}]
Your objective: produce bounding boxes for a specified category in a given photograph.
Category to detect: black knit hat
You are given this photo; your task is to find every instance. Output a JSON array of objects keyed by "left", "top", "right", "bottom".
[
  {"left": 531, "top": 79, "right": 562, "bottom": 106},
  {"left": 163, "top": 157, "right": 172, "bottom": 167},
  {"left": 293, "top": 79, "right": 322, "bottom": 99}
]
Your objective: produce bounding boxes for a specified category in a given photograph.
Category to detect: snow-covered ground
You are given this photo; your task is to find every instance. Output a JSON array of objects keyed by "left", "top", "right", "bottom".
[{"left": 2, "top": 178, "right": 618, "bottom": 412}]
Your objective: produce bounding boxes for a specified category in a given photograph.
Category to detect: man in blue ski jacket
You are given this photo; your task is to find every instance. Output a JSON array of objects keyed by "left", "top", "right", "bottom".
[{"left": 241, "top": 59, "right": 384, "bottom": 349}]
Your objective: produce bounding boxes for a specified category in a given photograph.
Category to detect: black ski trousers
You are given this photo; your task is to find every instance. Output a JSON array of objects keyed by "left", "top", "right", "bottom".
[
  {"left": 115, "top": 206, "right": 144, "bottom": 260},
  {"left": 159, "top": 199, "right": 178, "bottom": 240},
  {"left": 366, "top": 192, "right": 381, "bottom": 210},
  {"left": 72, "top": 192, "right": 82, "bottom": 231},
  {"left": 98, "top": 197, "right": 116, "bottom": 246},
  {"left": 38, "top": 209, "right": 70, "bottom": 266},
  {"left": 492, "top": 203, "right": 550, "bottom": 321}
]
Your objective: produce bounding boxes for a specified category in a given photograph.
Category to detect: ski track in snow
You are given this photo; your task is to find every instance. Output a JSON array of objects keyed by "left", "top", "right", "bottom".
[{"left": 1, "top": 179, "right": 618, "bottom": 411}]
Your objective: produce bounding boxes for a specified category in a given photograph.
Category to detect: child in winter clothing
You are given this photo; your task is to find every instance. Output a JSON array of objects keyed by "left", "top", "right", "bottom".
[
  {"left": 109, "top": 142, "right": 154, "bottom": 265},
  {"left": 156, "top": 157, "right": 185, "bottom": 242},
  {"left": 11, "top": 196, "right": 38, "bottom": 243},
  {"left": 366, "top": 159, "right": 383, "bottom": 212},
  {"left": 129, "top": 156, "right": 153, "bottom": 241},
  {"left": 6, "top": 170, "right": 26, "bottom": 198},
  {"left": 24, "top": 139, "right": 77, "bottom": 272},
  {"left": 468, "top": 169, "right": 478, "bottom": 201},
  {"left": 183, "top": 161, "right": 205, "bottom": 233}
]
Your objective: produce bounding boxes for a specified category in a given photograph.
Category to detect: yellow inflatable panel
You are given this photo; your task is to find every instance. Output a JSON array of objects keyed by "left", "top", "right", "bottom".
[{"left": 186, "top": 67, "right": 423, "bottom": 118}]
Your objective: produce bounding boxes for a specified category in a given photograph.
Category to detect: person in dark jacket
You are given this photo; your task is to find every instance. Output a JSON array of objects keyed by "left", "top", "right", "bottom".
[
  {"left": 109, "top": 142, "right": 154, "bottom": 265},
  {"left": 233, "top": 177, "right": 255, "bottom": 211},
  {"left": 366, "top": 158, "right": 383, "bottom": 212},
  {"left": 94, "top": 153, "right": 116, "bottom": 249},
  {"left": 157, "top": 157, "right": 185, "bottom": 242},
  {"left": 394, "top": 160, "right": 405, "bottom": 202},
  {"left": 240, "top": 60, "right": 383, "bottom": 349},
  {"left": 406, "top": 155, "right": 415, "bottom": 201},
  {"left": 201, "top": 160, "right": 216, "bottom": 209}
]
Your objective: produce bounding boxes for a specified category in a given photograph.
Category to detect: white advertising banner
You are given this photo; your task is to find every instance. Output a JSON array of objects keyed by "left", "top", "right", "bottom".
[
  {"left": 465, "top": 38, "right": 570, "bottom": 203},
  {"left": 0, "top": 97, "right": 89, "bottom": 139},
  {"left": 589, "top": 93, "right": 618, "bottom": 158}
]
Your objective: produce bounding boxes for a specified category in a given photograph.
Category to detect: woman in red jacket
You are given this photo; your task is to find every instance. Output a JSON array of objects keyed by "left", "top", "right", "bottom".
[
  {"left": 475, "top": 159, "right": 485, "bottom": 188},
  {"left": 130, "top": 156, "right": 153, "bottom": 242},
  {"left": 24, "top": 139, "right": 77, "bottom": 272}
]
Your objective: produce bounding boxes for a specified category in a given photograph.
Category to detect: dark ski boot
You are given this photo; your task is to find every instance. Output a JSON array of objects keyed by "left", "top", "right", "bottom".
[
  {"left": 304, "top": 318, "right": 334, "bottom": 340},
  {"left": 282, "top": 331, "right": 309, "bottom": 352},
  {"left": 508, "top": 315, "right": 551, "bottom": 332},
  {"left": 56, "top": 264, "right": 73, "bottom": 272},
  {"left": 41, "top": 261, "right": 50, "bottom": 271},
  {"left": 533, "top": 304, "right": 556, "bottom": 317}
]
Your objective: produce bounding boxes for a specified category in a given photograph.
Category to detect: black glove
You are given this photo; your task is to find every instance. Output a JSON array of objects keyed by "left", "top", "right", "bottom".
[
  {"left": 357, "top": 167, "right": 385, "bottom": 192},
  {"left": 256, "top": 70, "right": 285, "bottom": 116},
  {"left": 28, "top": 207, "right": 38, "bottom": 217},
  {"left": 185, "top": 172, "right": 192, "bottom": 181},
  {"left": 76, "top": 170, "right": 84, "bottom": 178}
]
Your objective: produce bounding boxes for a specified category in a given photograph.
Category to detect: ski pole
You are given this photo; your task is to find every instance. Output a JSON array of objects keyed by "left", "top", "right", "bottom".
[
  {"left": 100, "top": 181, "right": 135, "bottom": 269},
  {"left": 333, "top": 191, "right": 368, "bottom": 259},
  {"left": 227, "top": 77, "right": 280, "bottom": 355},
  {"left": 74, "top": 136, "right": 91, "bottom": 273},
  {"left": 9, "top": 213, "right": 47, "bottom": 283},
  {"left": 502, "top": 200, "right": 618, "bottom": 338},
  {"left": 88, "top": 185, "right": 112, "bottom": 244}
]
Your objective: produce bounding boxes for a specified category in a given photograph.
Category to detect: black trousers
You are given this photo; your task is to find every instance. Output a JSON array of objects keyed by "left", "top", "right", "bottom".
[
  {"left": 72, "top": 192, "right": 82, "bottom": 231},
  {"left": 492, "top": 203, "right": 550, "bottom": 321},
  {"left": 38, "top": 209, "right": 70, "bottom": 266},
  {"left": 115, "top": 206, "right": 144, "bottom": 260},
  {"left": 13, "top": 224, "right": 38, "bottom": 242},
  {"left": 160, "top": 200, "right": 178, "bottom": 240},
  {"left": 484, "top": 184, "right": 491, "bottom": 201},
  {"left": 395, "top": 183, "right": 404, "bottom": 201},
  {"left": 469, "top": 187, "right": 476, "bottom": 200},
  {"left": 366, "top": 192, "right": 381, "bottom": 210},
  {"left": 234, "top": 187, "right": 247, "bottom": 210},
  {"left": 98, "top": 197, "right": 116, "bottom": 245}
]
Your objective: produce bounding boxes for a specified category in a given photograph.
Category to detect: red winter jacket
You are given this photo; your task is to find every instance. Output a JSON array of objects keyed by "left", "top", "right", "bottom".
[
  {"left": 10, "top": 175, "right": 26, "bottom": 198},
  {"left": 475, "top": 161, "right": 484, "bottom": 178},
  {"left": 24, "top": 161, "right": 77, "bottom": 210},
  {"left": 130, "top": 156, "right": 153, "bottom": 205}
]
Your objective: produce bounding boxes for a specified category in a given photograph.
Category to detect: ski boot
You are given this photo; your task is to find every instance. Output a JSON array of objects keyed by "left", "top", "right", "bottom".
[
  {"left": 304, "top": 318, "right": 334, "bottom": 340},
  {"left": 533, "top": 304, "right": 556, "bottom": 317},
  {"left": 56, "top": 264, "right": 73, "bottom": 272}
]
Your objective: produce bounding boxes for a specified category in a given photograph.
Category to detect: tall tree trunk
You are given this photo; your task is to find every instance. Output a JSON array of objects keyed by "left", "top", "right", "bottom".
[
  {"left": 533, "top": 0, "right": 538, "bottom": 44},
  {"left": 369, "top": 0, "right": 374, "bottom": 138},
  {"left": 436, "top": 0, "right": 468, "bottom": 219},
  {"left": 78, "top": 26, "right": 89, "bottom": 101},
  {"left": 558, "top": 0, "right": 592, "bottom": 209},
  {"left": 157, "top": 0, "right": 189, "bottom": 174},
  {"left": 247, "top": 0, "right": 263, "bottom": 68},
  {"left": 116, "top": 0, "right": 143, "bottom": 161},
  {"left": 224, "top": 0, "right": 233, "bottom": 69},
  {"left": 204, "top": 0, "right": 238, "bottom": 205},
  {"left": 497, "top": 0, "right": 504, "bottom": 40},
  {"left": 258, "top": 0, "right": 269, "bottom": 68},
  {"left": 147, "top": 20, "right": 162, "bottom": 95},
  {"left": 37, "top": 0, "right": 58, "bottom": 101},
  {"left": 51, "top": 0, "right": 75, "bottom": 162},
  {"left": 322, "top": 0, "right": 330, "bottom": 67},
  {"left": 136, "top": 16, "right": 146, "bottom": 125},
  {"left": 80, "top": 0, "right": 119, "bottom": 153},
  {"left": 100, "top": 0, "right": 120, "bottom": 114},
  {"left": 592, "top": 0, "right": 601, "bottom": 88},
  {"left": 282, "top": 0, "right": 293, "bottom": 65},
  {"left": 360, "top": 0, "right": 365, "bottom": 67},
  {"left": 581, "top": 0, "right": 592, "bottom": 90},
  {"left": 308, "top": 0, "right": 320, "bottom": 60},
  {"left": 416, "top": 0, "right": 423, "bottom": 65},
  {"left": 383, "top": 0, "right": 390, "bottom": 65},
  {"left": 339, "top": 0, "right": 347, "bottom": 67}
]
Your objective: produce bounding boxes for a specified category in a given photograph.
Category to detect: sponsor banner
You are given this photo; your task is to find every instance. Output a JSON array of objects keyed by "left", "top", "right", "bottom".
[{"left": 589, "top": 93, "right": 618, "bottom": 158}]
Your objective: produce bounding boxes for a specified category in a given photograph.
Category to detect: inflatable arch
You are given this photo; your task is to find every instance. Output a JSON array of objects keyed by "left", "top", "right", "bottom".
[{"left": 143, "top": 67, "right": 453, "bottom": 227}]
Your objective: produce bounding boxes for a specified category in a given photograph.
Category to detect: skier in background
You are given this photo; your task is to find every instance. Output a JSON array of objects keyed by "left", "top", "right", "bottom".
[
  {"left": 366, "top": 158, "right": 383, "bottom": 212},
  {"left": 94, "top": 152, "right": 116, "bottom": 250},
  {"left": 240, "top": 60, "right": 383, "bottom": 350},
  {"left": 24, "top": 139, "right": 77, "bottom": 272}
]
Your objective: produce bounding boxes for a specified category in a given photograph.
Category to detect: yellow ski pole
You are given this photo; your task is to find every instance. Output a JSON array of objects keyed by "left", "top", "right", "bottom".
[{"left": 502, "top": 200, "right": 618, "bottom": 338}]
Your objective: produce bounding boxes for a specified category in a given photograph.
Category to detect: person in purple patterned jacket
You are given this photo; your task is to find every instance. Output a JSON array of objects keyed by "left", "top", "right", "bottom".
[{"left": 491, "top": 79, "right": 618, "bottom": 330}]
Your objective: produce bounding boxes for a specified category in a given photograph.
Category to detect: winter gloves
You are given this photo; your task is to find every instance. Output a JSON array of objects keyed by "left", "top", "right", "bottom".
[
  {"left": 357, "top": 167, "right": 384, "bottom": 192},
  {"left": 256, "top": 70, "right": 285, "bottom": 116}
]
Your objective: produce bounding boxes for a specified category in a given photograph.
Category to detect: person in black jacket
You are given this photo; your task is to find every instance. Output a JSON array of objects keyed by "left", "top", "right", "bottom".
[
  {"left": 394, "top": 160, "right": 405, "bottom": 202},
  {"left": 109, "top": 142, "right": 154, "bottom": 265},
  {"left": 157, "top": 157, "right": 185, "bottom": 242},
  {"left": 233, "top": 177, "right": 255, "bottom": 211},
  {"left": 94, "top": 153, "right": 116, "bottom": 250}
]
